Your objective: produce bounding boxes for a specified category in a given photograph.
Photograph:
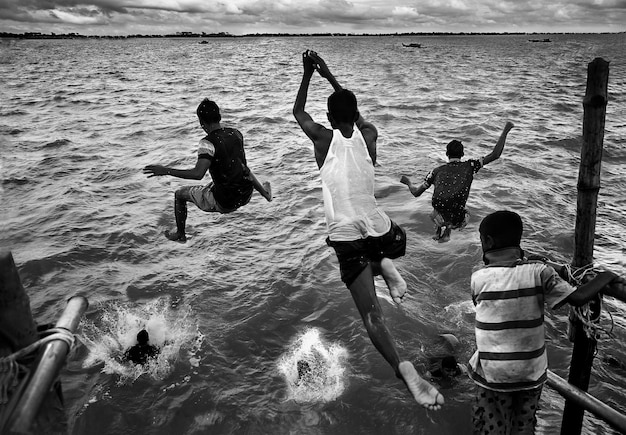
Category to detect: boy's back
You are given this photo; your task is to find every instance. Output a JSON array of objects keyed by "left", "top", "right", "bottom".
[{"left": 469, "top": 253, "right": 575, "bottom": 391}]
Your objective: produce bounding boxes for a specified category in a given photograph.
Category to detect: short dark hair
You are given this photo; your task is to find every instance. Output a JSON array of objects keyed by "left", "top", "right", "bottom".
[
  {"left": 197, "top": 98, "right": 221, "bottom": 124},
  {"left": 446, "top": 140, "right": 464, "bottom": 158},
  {"left": 327, "top": 89, "right": 358, "bottom": 123},
  {"left": 479, "top": 210, "right": 523, "bottom": 249},
  {"left": 137, "top": 329, "right": 149, "bottom": 344}
]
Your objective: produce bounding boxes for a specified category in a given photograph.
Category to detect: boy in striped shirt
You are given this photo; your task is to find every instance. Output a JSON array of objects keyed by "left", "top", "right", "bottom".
[{"left": 469, "top": 210, "right": 621, "bottom": 434}]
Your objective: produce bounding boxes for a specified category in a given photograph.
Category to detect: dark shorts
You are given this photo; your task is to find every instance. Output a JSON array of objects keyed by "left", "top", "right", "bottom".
[
  {"left": 326, "top": 221, "right": 406, "bottom": 287},
  {"left": 472, "top": 385, "right": 543, "bottom": 435}
]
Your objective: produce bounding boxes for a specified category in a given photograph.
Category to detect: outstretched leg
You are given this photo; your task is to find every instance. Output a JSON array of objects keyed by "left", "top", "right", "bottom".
[
  {"left": 348, "top": 266, "right": 443, "bottom": 409},
  {"left": 165, "top": 187, "right": 192, "bottom": 242}
]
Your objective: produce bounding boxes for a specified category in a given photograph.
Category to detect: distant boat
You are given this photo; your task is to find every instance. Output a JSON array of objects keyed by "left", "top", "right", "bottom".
[
  {"left": 199, "top": 40, "right": 209, "bottom": 44},
  {"left": 528, "top": 38, "right": 551, "bottom": 43},
  {"left": 402, "top": 43, "right": 422, "bottom": 48}
]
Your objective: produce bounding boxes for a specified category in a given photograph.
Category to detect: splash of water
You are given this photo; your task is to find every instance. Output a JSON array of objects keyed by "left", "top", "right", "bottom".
[
  {"left": 79, "top": 297, "right": 202, "bottom": 385},
  {"left": 277, "top": 328, "right": 349, "bottom": 404}
]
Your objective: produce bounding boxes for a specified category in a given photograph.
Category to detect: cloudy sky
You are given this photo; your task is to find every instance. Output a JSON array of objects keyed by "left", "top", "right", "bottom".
[{"left": 1, "top": 0, "right": 624, "bottom": 36}]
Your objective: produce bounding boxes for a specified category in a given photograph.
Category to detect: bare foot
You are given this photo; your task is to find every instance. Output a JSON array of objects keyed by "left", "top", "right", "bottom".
[
  {"left": 380, "top": 258, "right": 407, "bottom": 304},
  {"left": 263, "top": 181, "right": 272, "bottom": 202},
  {"left": 399, "top": 361, "right": 444, "bottom": 410},
  {"left": 400, "top": 175, "right": 411, "bottom": 185},
  {"left": 165, "top": 229, "right": 186, "bottom": 243}
]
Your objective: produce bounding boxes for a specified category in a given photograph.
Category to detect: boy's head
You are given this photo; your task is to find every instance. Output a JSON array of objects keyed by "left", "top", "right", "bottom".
[
  {"left": 137, "top": 329, "right": 149, "bottom": 345},
  {"left": 327, "top": 89, "right": 358, "bottom": 126},
  {"left": 446, "top": 140, "right": 464, "bottom": 159},
  {"left": 197, "top": 98, "right": 221, "bottom": 124},
  {"left": 479, "top": 210, "right": 523, "bottom": 252}
]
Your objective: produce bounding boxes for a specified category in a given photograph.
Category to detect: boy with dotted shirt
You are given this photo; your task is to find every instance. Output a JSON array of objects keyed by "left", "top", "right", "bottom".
[{"left": 400, "top": 122, "right": 514, "bottom": 242}]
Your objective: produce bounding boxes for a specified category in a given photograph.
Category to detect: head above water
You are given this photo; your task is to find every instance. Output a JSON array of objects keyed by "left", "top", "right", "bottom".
[
  {"left": 446, "top": 140, "right": 464, "bottom": 159},
  {"left": 197, "top": 98, "right": 221, "bottom": 124},
  {"left": 479, "top": 210, "right": 523, "bottom": 252},
  {"left": 137, "top": 329, "right": 149, "bottom": 344},
  {"left": 327, "top": 89, "right": 358, "bottom": 126}
]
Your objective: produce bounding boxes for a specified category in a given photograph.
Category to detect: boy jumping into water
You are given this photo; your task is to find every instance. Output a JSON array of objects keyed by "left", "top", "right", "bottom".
[
  {"left": 469, "top": 210, "right": 624, "bottom": 434},
  {"left": 144, "top": 99, "right": 272, "bottom": 242},
  {"left": 293, "top": 50, "right": 444, "bottom": 410},
  {"left": 400, "top": 122, "right": 514, "bottom": 242}
]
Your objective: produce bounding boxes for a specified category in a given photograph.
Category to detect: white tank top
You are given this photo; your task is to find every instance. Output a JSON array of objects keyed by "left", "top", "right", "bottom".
[{"left": 319, "top": 129, "right": 391, "bottom": 241}]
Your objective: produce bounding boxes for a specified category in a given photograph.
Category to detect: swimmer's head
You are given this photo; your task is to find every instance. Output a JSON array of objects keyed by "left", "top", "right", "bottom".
[
  {"left": 479, "top": 210, "right": 523, "bottom": 252},
  {"left": 137, "top": 329, "right": 149, "bottom": 344},
  {"left": 327, "top": 89, "right": 358, "bottom": 126},
  {"left": 197, "top": 98, "right": 221, "bottom": 124},
  {"left": 446, "top": 140, "right": 464, "bottom": 159}
]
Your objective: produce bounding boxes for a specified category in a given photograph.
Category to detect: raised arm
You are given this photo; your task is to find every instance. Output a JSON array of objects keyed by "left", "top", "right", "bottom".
[
  {"left": 143, "top": 157, "right": 210, "bottom": 180},
  {"left": 309, "top": 51, "right": 342, "bottom": 92},
  {"left": 293, "top": 51, "right": 327, "bottom": 138},
  {"left": 483, "top": 121, "right": 514, "bottom": 166},
  {"left": 310, "top": 51, "right": 378, "bottom": 162}
]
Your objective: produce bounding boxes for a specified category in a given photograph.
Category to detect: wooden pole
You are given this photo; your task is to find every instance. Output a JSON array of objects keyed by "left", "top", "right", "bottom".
[
  {"left": 548, "top": 370, "right": 626, "bottom": 433},
  {"left": 561, "top": 57, "right": 610, "bottom": 435}
]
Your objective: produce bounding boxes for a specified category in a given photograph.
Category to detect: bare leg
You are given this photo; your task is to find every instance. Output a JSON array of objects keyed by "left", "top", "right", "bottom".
[
  {"left": 165, "top": 187, "right": 191, "bottom": 242},
  {"left": 347, "top": 266, "right": 443, "bottom": 408}
]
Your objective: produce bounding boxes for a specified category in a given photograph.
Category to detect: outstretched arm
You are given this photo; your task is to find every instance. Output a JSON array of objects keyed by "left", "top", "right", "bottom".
[
  {"left": 567, "top": 271, "right": 621, "bottom": 306},
  {"left": 143, "top": 158, "right": 210, "bottom": 180},
  {"left": 483, "top": 121, "right": 514, "bottom": 166},
  {"left": 242, "top": 162, "right": 272, "bottom": 202},
  {"left": 400, "top": 175, "right": 428, "bottom": 197}
]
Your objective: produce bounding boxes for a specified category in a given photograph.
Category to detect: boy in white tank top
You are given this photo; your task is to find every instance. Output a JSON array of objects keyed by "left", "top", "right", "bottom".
[{"left": 293, "top": 50, "right": 444, "bottom": 411}]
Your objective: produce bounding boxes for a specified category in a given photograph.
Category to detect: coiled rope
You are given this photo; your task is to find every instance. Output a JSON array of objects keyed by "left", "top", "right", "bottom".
[{"left": 0, "top": 327, "right": 75, "bottom": 405}]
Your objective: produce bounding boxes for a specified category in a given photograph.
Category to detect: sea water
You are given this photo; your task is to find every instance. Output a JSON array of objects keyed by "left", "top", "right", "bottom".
[{"left": 1, "top": 34, "right": 625, "bottom": 434}]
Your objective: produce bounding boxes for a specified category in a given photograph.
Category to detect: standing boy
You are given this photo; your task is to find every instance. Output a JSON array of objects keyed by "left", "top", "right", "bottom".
[
  {"left": 144, "top": 99, "right": 272, "bottom": 242},
  {"left": 293, "top": 50, "right": 443, "bottom": 410},
  {"left": 469, "top": 210, "right": 621, "bottom": 433},
  {"left": 400, "top": 122, "right": 514, "bottom": 242}
]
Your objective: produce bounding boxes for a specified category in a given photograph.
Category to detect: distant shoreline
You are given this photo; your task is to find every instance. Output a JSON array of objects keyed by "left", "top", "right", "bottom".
[{"left": 1, "top": 31, "right": 624, "bottom": 40}]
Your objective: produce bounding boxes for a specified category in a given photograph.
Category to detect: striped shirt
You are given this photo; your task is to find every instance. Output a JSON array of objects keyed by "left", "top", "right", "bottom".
[{"left": 468, "top": 248, "right": 575, "bottom": 392}]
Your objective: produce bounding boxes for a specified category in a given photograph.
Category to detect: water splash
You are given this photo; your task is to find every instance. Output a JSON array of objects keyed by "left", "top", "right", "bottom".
[
  {"left": 277, "top": 328, "right": 349, "bottom": 404},
  {"left": 79, "top": 297, "right": 202, "bottom": 385}
]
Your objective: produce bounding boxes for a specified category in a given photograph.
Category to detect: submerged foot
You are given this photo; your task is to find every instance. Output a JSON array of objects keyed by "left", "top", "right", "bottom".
[
  {"left": 165, "top": 229, "right": 187, "bottom": 243},
  {"left": 399, "top": 361, "right": 444, "bottom": 410},
  {"left": 380, "top": 258, "right": 407, "bottom": 304},
  {"left": 263, "top": 181, "right": 272, "bottom": 202}
]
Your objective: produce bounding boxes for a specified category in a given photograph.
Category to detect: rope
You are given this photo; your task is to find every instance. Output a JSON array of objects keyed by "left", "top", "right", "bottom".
[
  {"left": 0, "top": 327, "right": 76, "bottom": 405},
  {"left": 562, "top": 263, "right": 617, "bottom": 341}
]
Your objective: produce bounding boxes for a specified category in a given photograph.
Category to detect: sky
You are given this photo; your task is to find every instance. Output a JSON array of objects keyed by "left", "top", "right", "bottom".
[{"left": 1, "top": 0, "right": 625, "bottom": 36}]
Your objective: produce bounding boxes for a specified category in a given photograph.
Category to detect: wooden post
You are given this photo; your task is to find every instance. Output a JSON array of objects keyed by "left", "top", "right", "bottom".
[{"left": 561, "top": 57, "right": 610, "bottom": 435}]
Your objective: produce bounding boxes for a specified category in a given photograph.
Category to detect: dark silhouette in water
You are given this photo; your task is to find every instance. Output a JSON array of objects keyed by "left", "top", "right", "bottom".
[{"left": 124, "top": 330, "right": 158, "bottom": 365}]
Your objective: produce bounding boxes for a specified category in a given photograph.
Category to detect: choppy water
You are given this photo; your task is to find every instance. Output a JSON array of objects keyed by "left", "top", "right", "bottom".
[{"left": 1, "top": 34, "right": 625, "bottom": 434}]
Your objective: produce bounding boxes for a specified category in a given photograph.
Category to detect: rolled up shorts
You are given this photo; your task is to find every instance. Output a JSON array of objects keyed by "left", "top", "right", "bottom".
[
  {"left": 326, "top": 221, "right": 406, "bottom": 287},
  {"left": 188, "top": 183, "right": 237, "bottom": 213}
]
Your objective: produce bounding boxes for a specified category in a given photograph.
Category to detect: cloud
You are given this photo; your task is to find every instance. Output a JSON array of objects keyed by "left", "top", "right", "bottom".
[{"left": 0, "top": 0, "right": 624, "bottom": 34}]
